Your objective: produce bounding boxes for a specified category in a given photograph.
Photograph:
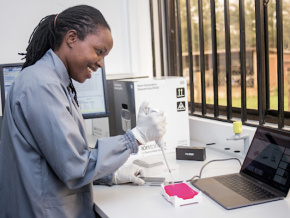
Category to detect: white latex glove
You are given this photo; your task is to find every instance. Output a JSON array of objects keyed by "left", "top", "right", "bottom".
[
  {"left": 132, "top": 100, "right": 166, "bottom": 145},
  {"left": 113, "top": 164, "right": 146, "bottom": 185}
]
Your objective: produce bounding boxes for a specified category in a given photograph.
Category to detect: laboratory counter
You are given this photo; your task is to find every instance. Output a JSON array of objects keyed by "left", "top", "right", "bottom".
[{"left": 93, "top": 145, "right": 290, "bottom": 218}]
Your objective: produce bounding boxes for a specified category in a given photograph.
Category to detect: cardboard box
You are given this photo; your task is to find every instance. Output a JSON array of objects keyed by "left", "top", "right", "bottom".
[{"left": 107, "top": 76, "right": 190, "bottom": 156}]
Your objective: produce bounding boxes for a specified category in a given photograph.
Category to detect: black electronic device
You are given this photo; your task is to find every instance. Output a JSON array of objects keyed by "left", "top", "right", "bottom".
[{"left": 176, "top": 146, "right": 206, "bottom": 161}]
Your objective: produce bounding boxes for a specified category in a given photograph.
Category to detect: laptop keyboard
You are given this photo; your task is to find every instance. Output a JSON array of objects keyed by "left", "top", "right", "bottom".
[{"left": 214, "top": 174, "right": 277, "bottom": 201}]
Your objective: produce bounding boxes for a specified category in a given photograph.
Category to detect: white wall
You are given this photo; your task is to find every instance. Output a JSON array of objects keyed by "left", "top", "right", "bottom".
[
  {"left": 0, "top": 0, "right": 153, "bottom": 76},
  {"left": 189, "top": 116, "right": 257, "bottom": 157}
]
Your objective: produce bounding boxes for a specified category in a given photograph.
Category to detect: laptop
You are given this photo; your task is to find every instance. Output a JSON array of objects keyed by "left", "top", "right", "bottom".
[{"left": 191, "top": 126, "right": 290, "bottom": 209}]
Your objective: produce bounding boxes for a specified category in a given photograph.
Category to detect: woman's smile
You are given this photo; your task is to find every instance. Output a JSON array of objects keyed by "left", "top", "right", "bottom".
[{"left": 87, "top": 66, "right": 94, "bottom": 74}]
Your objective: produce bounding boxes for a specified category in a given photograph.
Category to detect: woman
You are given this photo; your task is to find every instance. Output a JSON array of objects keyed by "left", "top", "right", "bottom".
[{"left": 0, "top": 5, "right": 166, "bottom": 218}]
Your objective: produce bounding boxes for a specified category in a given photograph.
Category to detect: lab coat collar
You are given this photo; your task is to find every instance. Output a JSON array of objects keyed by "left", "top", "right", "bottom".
[{"left": 46, "top": 49, "right": 70, "bottom": 88}]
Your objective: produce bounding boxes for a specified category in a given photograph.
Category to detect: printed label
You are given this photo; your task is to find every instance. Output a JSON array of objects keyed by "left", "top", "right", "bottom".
[
  {"left": 177, "top": 101, "right": 186, "bottom": 112},
  {"left": 176, "top": 88, "right": 185, "bottom": 98}
]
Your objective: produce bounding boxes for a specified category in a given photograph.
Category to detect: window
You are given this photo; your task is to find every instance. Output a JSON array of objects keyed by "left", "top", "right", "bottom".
[{"left": 150, "top": 0, "right": 290, "bottom": 130}]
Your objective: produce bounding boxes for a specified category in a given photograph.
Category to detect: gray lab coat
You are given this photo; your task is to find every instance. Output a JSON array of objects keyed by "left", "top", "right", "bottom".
[{"left": 0, "top": 49, "right": 138, "bottom": 218}]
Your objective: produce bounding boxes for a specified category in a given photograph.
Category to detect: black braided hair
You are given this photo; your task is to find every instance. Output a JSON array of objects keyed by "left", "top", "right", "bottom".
[{"left": 19, "top": 5, "right": 111, "bottom": 69}]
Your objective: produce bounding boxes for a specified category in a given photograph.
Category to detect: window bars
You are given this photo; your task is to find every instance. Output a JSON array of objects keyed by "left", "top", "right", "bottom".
[{"left": 149, "top": 0, "right": 287, "bottom": 130}]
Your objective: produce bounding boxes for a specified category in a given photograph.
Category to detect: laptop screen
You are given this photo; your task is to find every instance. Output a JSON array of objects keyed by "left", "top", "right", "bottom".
[{"left": 241, "top": 126, "right": 290, "bottom": 196}]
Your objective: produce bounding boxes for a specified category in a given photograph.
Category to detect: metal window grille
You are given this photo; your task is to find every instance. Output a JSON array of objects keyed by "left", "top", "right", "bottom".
[{"left": 149, "top": 0, "right": 289, "bottom": 130}]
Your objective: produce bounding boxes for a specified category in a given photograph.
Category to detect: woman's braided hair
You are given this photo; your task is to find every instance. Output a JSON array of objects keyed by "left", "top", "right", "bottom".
[{"left": 20, "top": 5, "right": 110, "bottom": 69}]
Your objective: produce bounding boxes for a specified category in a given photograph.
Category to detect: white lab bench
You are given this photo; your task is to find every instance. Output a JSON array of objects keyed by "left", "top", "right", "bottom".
[{"left": 92, "top": 143, "right": 290, "bottom": 218}]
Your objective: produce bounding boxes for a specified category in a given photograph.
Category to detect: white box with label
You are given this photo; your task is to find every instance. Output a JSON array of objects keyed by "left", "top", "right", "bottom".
[{"left": 108, "top": 76, "right": 190, "bottom": 157}]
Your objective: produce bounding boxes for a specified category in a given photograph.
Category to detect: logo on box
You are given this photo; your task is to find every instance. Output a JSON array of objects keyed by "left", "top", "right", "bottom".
[
  {"left": 176, "top": 88, "right": 185, "bottom": 98},
  {"left": 177, "top": 101, "right": 186, "bottom": 112}
]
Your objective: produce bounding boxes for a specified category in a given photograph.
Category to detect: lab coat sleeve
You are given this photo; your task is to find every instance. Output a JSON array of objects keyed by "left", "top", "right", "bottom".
[
  {"left": 65, "top": 130, "right": 138, "bottom": 189},
  {"left": 93, "top": 173, "right": 114, "bottom": 186},
  {"left": 14, "top": 80, "right": 138, "bottom": 189},
  {"left": 91, "top": 129, "right": 139, "bottom": 186}
]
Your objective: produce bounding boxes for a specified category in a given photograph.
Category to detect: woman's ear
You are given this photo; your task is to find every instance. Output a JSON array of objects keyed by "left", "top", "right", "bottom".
[{"left": 65, "top": 30, "right": 78, "bottom": 48}]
